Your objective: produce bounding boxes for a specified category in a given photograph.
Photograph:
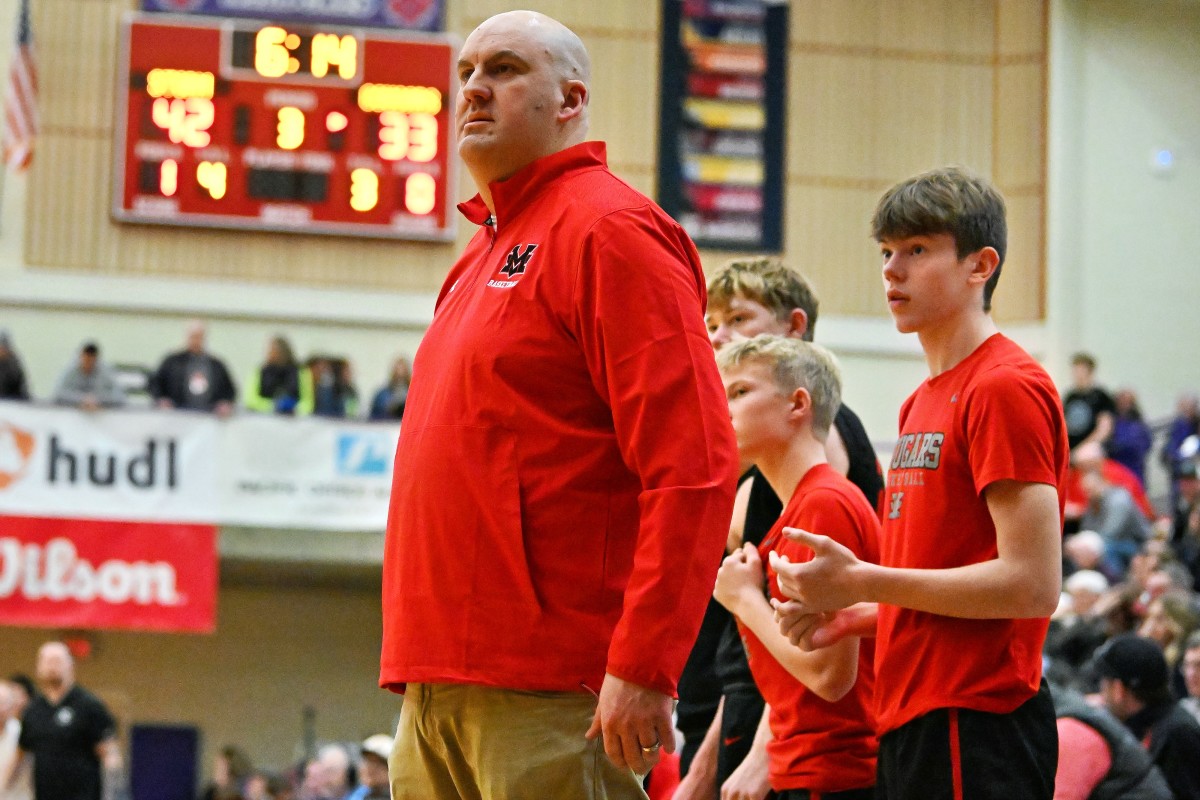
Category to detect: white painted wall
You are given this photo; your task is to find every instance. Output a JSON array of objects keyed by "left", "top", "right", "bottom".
[{"left": 1047, "top": 0, "right": 1200, "bottom": 420}]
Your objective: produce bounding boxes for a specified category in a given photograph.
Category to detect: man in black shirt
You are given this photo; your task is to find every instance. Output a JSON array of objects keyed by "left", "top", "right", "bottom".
[
  {"left": 1063, "top": 351, "right": 1116, "bottom": 453},
  {"left": 7, "top": 642, "right": 120, "bottom": 800},
  {"left": 150, "top": 320, "right": 237, "bottom": 415},
  {"left": 674, "top": 259, "right": 884, "bottom": 799}
]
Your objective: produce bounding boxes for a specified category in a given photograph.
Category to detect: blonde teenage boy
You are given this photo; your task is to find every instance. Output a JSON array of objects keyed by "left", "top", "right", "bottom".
[{"left": 712, "top": 336, "right": 879, "bottom": 800}]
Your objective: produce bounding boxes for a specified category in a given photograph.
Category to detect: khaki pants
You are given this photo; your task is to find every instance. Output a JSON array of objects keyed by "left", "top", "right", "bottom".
[{"left": 389, "top": 683, "right": 650, "bottom": 800}]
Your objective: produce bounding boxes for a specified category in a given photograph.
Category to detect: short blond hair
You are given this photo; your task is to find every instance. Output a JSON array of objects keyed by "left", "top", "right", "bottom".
[
  {"left": 706, "top": 258, "right": 820, "bottom": 342},
  {"left": 717, "top": 335, "right": 842, "bottom": 439}
]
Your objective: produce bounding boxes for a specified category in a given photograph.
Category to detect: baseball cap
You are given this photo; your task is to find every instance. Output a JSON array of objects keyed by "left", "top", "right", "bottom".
[
  {"left": 361, "top": 734, "right": 392, "bottom": 761},
  {"left": 1093, "top": 634, "right": 1168, "bottom": 690}
]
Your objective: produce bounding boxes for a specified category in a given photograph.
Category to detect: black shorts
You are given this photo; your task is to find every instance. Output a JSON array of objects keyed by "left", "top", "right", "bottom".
[
  {"left": 876, "top": 681, "right": 1058, "bottom": 800},
  {"left": 775, "top": 788, "right": 875, "bottom": 800},
  {"left": 717, "top": 686, "right": 765, "bottom": 785}
]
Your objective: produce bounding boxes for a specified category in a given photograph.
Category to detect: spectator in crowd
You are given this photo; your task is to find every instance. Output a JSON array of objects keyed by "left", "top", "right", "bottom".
[
  {"left": 310, "top": 357, "right": 358, "bottom": 419},
  {"left": 1063, "top": 352, "right": 1116, "bottom": 454},
  {"left": 1171, "top": 459, "right": 1200, "bottom": 540},
  {"left": 368, "top": 356, "right": 411, "bottom": 421},
  {"left": 246, "top": 771, "right": 295, "bottom": 800},
  {"left": 1094, "top": 634, "right": 1200, "bottom": 799},
  {"left": 245, "top": 336, "right": 309, "bottom": 416},
  {"left": 1064, "top": 530, "right": 1123, "bottom": 585},
  {"left": 1182, "top": 632, "right": 1200, "bottom": 722},
  {"left": 4, "top": 642, "right": 121, "bottom": 800},
  {"left": 52, "top": 341, "right": 127, "bottom": 410},
  {"left": 0, "top": 330, "right": 29, "bottom": 401},
  {"left": 348, "top": 735, "right": 390, "bottom": 800},
  {"left": 1138, "top": 562, "right": 1194, "bottom": 617},
  {"left": 151, "top": 320, "right": 236, "bottom": 415},
  {"left": 1050, "top": 681, "right": 1172, "bottom": 800},
  {"left": 1163, "top": 394, "right": 1200, "bottom": 505},
  {"left": 1046, "top": 570, "right": 1111, "bottom": 689},
  {"left": 1129, "top": 537, "right": 1174, "bottom": 597},
  {"left": 4, "top": 676, "right": 32, "bottom": 717},
  {"left": 1176, "top": 498, "right": 1200, "bottom": 607},
  {"left": 201, "top": 745, "right": 254, "bottom": 800},
  {"left": 1064, "top": 441, "right": 1155, "bottom": 532},
  {"left": 1078, "top": 467, "right": 1151, "bottom": 572},
  {"left": 1108, "top": 388, "right": 1153, "bottom": 488},
  {"left": 382, "top": 10, "right": 737, "bottom": 799},
  {"left": 299, "top": 743, "right": 355, "bottom": 800},
  {"left": 1138, "top": 592, "right": 1200, "bottom": 698},
  {"left": 243, "top": 771, "right": 272, "bottom": 800},
  {"left": 0, "top": 681, "right": 32, "bottom": 800}
]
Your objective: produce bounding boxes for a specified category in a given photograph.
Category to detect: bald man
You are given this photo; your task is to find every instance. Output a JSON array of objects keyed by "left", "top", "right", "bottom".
[
  {"left": 380, "top": 10, "right": 738, "bottom": 800},
  {"left": 6, "top": 643, "right": 119, "bottom": 800},
  {"left": 149, "top": 319, "right": 236, "bottom": 415}
]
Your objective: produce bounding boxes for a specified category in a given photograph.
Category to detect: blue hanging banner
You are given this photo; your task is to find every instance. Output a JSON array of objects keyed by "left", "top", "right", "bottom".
[{"left": 140, "top": 0, "right": 443, "bottom": 32}]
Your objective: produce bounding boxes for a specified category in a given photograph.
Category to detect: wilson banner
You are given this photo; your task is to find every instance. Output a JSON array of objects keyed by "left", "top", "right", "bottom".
[{"left": 0, "top": 515, "right": 218, "bottom": 632}]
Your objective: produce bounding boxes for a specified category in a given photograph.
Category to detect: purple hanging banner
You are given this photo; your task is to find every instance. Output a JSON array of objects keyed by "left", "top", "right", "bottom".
[{"left": 141, "top": 0, "right": 443, "bottom": 31}]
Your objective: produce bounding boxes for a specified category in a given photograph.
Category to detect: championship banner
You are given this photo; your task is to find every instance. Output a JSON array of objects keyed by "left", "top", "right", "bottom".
[
  {"left": 657, "top": 0, "right": 788, "bottom": 251},
  {"left": 0, "top": 403, "right": 220, "bottom": 524},
  {"left": 0, "top": 515, "right": 218, "bottom": 633},
  {"left": 217, "top": 415, "right": 398, "bottom": 531},
  {"left": 140, "top": 0, "right": 444, "bottom": 31}
]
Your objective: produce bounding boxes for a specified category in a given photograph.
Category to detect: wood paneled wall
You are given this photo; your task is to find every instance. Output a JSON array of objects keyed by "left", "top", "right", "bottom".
[{"left": 27, "top": 0, "right": 1046, "bottom": 321}]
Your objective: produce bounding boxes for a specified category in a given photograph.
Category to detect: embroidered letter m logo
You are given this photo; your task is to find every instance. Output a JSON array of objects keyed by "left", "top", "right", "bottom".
[{"left": 500, "top": 244, "right": 538, "bottom": 277}]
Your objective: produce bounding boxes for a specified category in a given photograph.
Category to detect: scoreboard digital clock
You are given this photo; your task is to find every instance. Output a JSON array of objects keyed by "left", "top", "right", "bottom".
[{"left": 113, "top": 14, "right": 458, "bottom": 241}]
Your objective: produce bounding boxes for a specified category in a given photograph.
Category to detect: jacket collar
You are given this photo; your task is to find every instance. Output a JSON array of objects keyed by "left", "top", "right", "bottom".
[{"left": 457, "top": 141, "right": 608, "bottom": 229}]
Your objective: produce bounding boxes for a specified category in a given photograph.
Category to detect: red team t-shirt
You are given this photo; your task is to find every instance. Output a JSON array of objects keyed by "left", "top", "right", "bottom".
[
  {"left": 874, "top": 334, "right": 1068, "bottom": 735},
  {"left": 743, "top": 463, "right": 881, "bottom": 792}
]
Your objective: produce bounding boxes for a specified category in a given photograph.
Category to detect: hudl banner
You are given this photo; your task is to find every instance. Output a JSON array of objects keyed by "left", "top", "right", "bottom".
[
  {"left": 0, "top": 404, "right": 219, "bottom": 524},
  {"left": 0, "top": 516, "right": 218, "bottom": 633},
  {"left": 0, "top": 403, "right": 397, "bottom": 532},
  {"left": 140, "top": 0, "right": 444, "bottom": 31}
]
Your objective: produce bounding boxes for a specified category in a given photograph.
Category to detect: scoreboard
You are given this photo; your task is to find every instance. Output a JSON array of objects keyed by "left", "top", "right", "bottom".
[{"left": 113, "top": 14, "right": 458, "bottom": 241}]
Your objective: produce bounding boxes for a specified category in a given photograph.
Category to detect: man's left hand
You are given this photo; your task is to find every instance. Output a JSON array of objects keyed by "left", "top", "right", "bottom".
[{"left": 585, "top": 672, "right": 675, "bottom": 774}]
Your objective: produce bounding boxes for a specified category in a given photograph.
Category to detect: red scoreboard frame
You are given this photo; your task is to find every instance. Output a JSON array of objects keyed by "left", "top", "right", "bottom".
[{"left": 113, "top": 14, "right": 458, "bottom": 241}]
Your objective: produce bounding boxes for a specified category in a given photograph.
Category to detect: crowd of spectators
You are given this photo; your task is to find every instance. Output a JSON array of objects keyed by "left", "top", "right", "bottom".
[
  {"left": 198, "top": 737, "right": 392, "bottom": 800},
  {"left": 1050, "top": 353, "right": 1200, "bottom": 799},
  {"left": 0, "top": 641, "right": 393, "bottom": 800},
  {"left": 0, "top": 323, "right": 411, "bottom": 422}
]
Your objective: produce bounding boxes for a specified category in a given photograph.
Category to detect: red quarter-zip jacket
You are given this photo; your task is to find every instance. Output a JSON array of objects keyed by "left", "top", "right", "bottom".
[{"left": 380, "top": 142, "right": 739, "bottom": 696}]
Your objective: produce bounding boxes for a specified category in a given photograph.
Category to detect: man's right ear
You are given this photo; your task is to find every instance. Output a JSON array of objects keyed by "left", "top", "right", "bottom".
[{"left": 558, "top": 80, "right": 588, "bottom": 122}]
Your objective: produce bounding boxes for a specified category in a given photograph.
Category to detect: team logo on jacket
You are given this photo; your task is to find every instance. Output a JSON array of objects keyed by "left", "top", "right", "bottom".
[{"left": 487, "top": 244, "right": 538, "bottom": 289}]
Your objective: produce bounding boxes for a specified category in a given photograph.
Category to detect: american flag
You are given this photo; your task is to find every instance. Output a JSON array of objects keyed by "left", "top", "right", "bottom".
[{"left": 3, "top": 0, "right": 37, "bottom": 171}]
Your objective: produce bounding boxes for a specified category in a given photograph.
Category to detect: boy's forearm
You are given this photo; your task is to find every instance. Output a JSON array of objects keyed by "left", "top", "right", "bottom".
[
  {"left": 737, "top": 591, "right": 858, "bottom": 701},
  {"left": 857, "top": 556, "right": 1059, "bottom": 619},
  {"left": 836, "top": 602, "right": 879, "bottom": 638},
  {"left": 853, "top": 481, "right": 1061, "bottom": 619}
]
